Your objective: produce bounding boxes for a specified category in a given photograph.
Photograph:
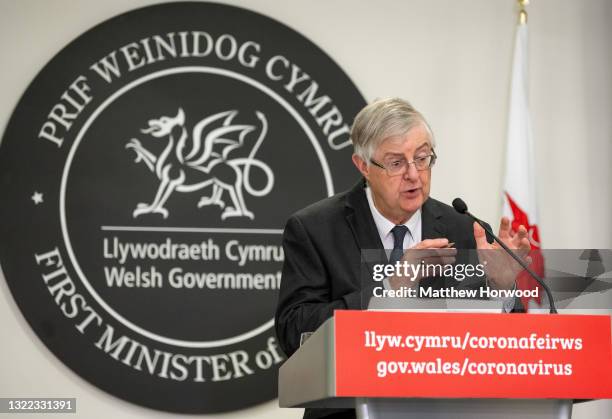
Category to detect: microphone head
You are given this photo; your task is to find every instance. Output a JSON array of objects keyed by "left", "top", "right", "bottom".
[{"left": 452, "top": 198, "right": 468, "bottom": 214}]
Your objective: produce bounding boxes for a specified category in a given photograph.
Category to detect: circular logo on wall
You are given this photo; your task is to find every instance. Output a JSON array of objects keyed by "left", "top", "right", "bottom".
[{"left": 0, "top": 2, "right": 365, "bottom": 413}]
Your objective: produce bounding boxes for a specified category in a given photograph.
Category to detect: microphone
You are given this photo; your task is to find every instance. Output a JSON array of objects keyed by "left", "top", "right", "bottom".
[{"left": 452, "top": 198, "right": 557, "bottom": 314}]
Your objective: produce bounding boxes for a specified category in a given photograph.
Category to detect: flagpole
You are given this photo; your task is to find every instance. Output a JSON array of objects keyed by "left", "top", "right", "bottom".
[
  {"left": 518, "top": 0, "right": 528, "bottom": 24},
  {"left": 505, "top": 0, "right": 550, "bottom": 311}
]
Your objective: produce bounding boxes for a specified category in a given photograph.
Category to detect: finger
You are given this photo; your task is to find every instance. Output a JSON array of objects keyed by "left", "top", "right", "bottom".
[
  {"left": 401, "top": 246, "right": 453, "bottom": 264},
  {"left": 473, "top": 221, "right": 489, "bottom": 249},
  {"left": 498, "top": 216, "right": 511, "bottom": 240},
  {"left": 513, "top": 225, "right": 530, "bottom": 248},
  {"left": 520, "top": 237, "right": 531, "bottom": 250},
  {"left": 411, "top": 238, "right": 449, "bottom": 249}
]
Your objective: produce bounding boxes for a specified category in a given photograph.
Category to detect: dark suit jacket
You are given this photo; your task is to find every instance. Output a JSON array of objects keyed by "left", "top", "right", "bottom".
[{"left": 275, "top": 179, "right": 493, "bottom": 419}]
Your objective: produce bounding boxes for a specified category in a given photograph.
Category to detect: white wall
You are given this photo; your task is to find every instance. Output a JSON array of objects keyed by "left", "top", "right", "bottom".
[{"left": 1, "top": 0, "right": 610, "bottom": 417}]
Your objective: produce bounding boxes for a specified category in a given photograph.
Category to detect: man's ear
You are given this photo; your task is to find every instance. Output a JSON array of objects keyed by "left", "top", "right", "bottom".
[{"left": 352, "top": 154, "right": 369, "bottom": 179}]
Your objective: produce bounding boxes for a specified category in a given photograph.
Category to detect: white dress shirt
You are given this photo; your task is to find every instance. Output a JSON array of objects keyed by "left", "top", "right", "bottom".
[{"left": 365, "top": 186, "right": 422, "bottom": 250}]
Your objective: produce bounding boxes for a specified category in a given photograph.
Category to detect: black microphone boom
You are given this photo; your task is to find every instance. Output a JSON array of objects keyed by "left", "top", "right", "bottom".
[{"left": 452, "top": 198, "right": 557, "bottom": 314}]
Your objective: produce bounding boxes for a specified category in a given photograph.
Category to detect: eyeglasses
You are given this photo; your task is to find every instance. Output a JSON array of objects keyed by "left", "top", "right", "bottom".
[{"left": 370, "top": 151, "right": 437, "bottom": 176}]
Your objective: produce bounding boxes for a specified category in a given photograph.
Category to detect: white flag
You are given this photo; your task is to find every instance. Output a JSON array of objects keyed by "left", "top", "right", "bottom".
[{"left": 502, "top": 20, "right": 544, "bottom": 308}]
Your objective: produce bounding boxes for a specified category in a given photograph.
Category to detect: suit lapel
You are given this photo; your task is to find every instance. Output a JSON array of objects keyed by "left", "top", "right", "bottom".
[
  {"left": 344, "top": 180, "right": 384, "bottom": 284},
  {"left": 421, "top": 198, "right": 448, "bottom": 240},
  {"left": 344, "top": 179, "right": 383, "bottom": 251}
]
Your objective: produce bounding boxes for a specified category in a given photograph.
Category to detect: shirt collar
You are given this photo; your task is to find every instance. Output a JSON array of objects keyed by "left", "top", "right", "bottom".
[{"left": 365, "top": 186, "right": 421, "bottom": 240}]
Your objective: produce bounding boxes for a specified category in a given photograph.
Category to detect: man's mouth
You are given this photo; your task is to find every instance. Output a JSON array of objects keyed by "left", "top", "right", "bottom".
[{"left": 402, "top": 187, "right": 421, "bottom": 197}]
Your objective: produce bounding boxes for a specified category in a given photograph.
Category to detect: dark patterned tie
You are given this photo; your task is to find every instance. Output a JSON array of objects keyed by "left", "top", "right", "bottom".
[{"left": 389, "top": 225, "right": 409, "bottom": 264}]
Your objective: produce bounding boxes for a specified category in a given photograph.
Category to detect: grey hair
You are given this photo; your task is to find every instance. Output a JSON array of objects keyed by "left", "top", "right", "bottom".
[{"left": 350, "top": 97, "right": 435, "bottom": 162}]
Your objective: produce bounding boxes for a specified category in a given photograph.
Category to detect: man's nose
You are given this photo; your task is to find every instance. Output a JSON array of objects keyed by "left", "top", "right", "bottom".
[{"left": 402, "top": 161, "right": 420, "bottom": 181}]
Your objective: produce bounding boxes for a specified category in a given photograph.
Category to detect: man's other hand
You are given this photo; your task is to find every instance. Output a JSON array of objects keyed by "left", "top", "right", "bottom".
[{"left": 474, "top": 216, "right": 531, "bottom": 290}]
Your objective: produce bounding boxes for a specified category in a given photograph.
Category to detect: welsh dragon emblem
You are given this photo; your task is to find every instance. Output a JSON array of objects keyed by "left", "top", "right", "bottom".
[{"left": 126, "top": 108, "right": 274, "bottom": 220}]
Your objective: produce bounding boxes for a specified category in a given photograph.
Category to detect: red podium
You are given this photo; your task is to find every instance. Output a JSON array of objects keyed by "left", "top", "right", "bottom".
[{"left": 279, "top": 310, "right": 612, "bottom": 418}]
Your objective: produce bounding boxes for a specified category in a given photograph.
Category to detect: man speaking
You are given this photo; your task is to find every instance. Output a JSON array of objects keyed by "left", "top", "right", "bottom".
[{"left": 275, "top": 98, "right": 530, "bottom": 419}]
